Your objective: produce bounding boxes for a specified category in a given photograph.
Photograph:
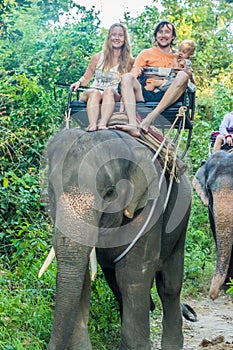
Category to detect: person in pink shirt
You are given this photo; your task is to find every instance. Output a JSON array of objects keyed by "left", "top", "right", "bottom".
[{"left": 213, "top": 111, "right": 233, "bottom": 152}]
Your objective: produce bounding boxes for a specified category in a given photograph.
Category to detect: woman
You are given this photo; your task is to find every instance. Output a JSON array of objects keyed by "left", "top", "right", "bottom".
[{"left": 70, "top": 23, "right": 134, "bottom": 131}]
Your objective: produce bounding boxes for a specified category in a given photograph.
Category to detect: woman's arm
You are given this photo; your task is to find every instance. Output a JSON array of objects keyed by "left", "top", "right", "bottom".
[{"left": 70, "top": 52, "right": 101, "bottom": 91}]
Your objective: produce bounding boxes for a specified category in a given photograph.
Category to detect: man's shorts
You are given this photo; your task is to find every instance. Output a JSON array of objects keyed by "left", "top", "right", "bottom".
[{"left": 141, "top": 87, "right": 165, "bottom": 102}]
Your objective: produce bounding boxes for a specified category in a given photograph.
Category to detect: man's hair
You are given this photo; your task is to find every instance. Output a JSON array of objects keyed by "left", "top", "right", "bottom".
[{"left": 153, "top": 21, "right": 176, "bottom": 46}]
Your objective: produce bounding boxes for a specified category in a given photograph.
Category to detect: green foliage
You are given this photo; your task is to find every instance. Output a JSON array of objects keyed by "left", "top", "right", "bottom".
[
  {"left": 0, "top": 0, "right": 233, "bottom": 348},
  {"left": 183, "top": 195, "right": 215, "bottom": 295},
  {"left": 226, "top": 278, "right": 233, "bottom": 297},
  {"left": 90, "top": 271, "right": 120, "bottom": 349},
  {"left": 0, "top": 255, "right": 56, "bottom": 349}
]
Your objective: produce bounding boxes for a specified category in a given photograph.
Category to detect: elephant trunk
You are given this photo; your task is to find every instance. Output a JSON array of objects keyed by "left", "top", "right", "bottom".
[
  {"left": 209, "top": 190, "right": 233, "bottom": 300},
  {"left": 47, "top": 235, "right": 92, "bottom": 350}
]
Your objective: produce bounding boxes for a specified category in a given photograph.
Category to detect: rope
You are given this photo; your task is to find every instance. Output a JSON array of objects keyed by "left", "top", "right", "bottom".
[
  {"left": 65, "top": 108, "right": 71, "bottom": 129},
  {"left": 114, "top": 105, "right": 188, "bottom": 263},
  {"left": 163, "top": 106, "right": 187, "bottom": 210}
]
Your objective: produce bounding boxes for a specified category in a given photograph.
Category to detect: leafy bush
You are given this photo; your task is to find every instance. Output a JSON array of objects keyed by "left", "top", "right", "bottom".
[{"left": 226, "top": 278, "right": 233, "bottom": 297}]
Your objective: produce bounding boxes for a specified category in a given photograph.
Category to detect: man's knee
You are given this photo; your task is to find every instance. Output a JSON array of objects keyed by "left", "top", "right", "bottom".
[
  {"left": 175, "top": 71, "right": 189, "bottom": 87},
  {"left": 121, "top": 72, "right": 135, "bottom": 87},
  {"left": 89, "top": 89, "right": 102, "bottom": 99}
]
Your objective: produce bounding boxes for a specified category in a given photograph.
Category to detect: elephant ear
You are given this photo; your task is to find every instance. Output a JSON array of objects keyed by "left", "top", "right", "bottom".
[
  {"left": 192, "top": 162, "right": 209, "bottom": 206},
  {"left": 124, "top": 146, "right": 159, "bottom": 219}
]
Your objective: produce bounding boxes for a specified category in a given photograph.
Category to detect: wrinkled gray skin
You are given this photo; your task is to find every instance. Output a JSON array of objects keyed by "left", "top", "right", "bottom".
[
  {"left": 46, "top": 128, "right": 191, "bottom": 350},
  {"left": 193, "top": 151, "right": 233, "bottom": 300}
]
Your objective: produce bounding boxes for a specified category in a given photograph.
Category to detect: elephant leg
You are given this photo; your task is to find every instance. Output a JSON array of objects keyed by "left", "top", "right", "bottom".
[
  {"left": 156, "top": 240, "right": 185, "bottom": 350},
  {"left": 115, "top": 232, "right": 160, "bottom": 350},
  {"left": 117, "top": 272, "right": 152, "bottom": 350}
]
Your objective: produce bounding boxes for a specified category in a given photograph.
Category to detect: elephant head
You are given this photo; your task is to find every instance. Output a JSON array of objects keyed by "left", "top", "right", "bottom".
[
  {"left": 193, "top": 150, "right": 233, "bottom": 300},
  {"left": 47, "top": 128, "right": 160, "bottom": 247}
]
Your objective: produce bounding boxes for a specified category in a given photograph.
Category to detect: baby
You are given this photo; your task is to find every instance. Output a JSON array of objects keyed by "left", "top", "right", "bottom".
[
  {"left": 145, "top": 39, "right": 196, "bottom": 92},
  {"left": 173, "top": 39, "right": 195, "bottom": 70}
]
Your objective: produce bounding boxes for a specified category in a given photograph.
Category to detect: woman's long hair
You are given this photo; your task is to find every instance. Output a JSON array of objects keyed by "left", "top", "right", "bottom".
[{"left": 102, "top": 23, "right": 133, "bottom": 74}]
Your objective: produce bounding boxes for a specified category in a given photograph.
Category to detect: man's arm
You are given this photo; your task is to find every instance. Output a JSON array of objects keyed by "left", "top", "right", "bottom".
[{"left": 70, "top": 52, "right": 100, "bottom": 91}]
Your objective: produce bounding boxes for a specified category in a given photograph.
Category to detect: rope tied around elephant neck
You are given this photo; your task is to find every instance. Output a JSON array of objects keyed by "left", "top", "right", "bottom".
[
  {"left": 108, "top": 108, "right": 187, "bottom": 182},
  {"left": 135, "top": 107, "right": 187, "bottom": 182},
  {"left": 114, "top": 107, "right": 188, "bottom": 264}
]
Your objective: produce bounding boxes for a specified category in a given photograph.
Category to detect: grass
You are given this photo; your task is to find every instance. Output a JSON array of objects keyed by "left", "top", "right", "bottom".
[{"left": 0, "top": 264, "right": 55, "bottom": 350}]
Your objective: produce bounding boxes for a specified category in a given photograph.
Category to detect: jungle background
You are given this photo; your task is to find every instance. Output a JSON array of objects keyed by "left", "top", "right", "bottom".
[{"left": 0, "top": 0, "right": 233, "bottom": 349}]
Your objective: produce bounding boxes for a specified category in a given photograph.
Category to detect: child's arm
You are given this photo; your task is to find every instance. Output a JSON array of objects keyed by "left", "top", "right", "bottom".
[{"left": 173, "top": 53, "right": 180, "bottom": 69}]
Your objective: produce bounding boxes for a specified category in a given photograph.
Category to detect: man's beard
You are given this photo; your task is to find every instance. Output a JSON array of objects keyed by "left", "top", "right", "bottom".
[{"left": 157, "top": 42, "right": 172, "bottom": 49}]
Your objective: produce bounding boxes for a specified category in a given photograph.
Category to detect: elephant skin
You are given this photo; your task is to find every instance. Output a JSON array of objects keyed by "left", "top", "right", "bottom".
[
  {"left": 46, "top": 128, "right": 192, "bottom": 350},
  {"left": 193, "top": 150, "right": 233, "bottom": 300}
]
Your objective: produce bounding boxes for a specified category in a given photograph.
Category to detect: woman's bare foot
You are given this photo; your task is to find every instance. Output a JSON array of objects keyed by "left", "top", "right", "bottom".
[
  {"left": 98, "top": 124, "right": 108, "bottom": 130},
  {"left": 115, "top": 124, "right": 140, "bottom": 137},
  {"left": 86, "top": 125, "right": 97, "bottom": 132}
]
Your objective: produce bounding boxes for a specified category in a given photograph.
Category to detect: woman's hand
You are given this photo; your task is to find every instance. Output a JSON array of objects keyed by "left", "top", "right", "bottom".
[
  {"left": 226, "top": 135, "right": 233, "bottom": 146},
  {"left": 70, "top": 80, "right": 81, "bottom": 92}
]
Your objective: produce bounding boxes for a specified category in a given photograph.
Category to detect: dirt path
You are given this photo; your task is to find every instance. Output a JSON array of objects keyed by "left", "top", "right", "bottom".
[
  {"left": 152, "top": 292, "right": 233, "bottom": 350},
  {"left": 183, "top": 293, "right": 233, "bottom": 349}
]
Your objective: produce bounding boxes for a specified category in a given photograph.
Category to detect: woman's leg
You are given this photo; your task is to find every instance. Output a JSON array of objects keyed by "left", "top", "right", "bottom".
[
  {"left": 98, "top": 88, "right": 120, "bottom": 129},
  {"left": 213, "top": 135, "right": 223, "bottom": 152},
  {"left": 115, "top": 73, "right": 143, "bottom": 137},
  {"left": 80, "top": 89, "right": 102, "bottom": 131}
]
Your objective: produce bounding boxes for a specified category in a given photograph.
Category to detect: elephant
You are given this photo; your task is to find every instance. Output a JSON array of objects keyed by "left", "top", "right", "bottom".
[
  {"left": 192, "top": 150, "right": 233, "bottom": 300},
  {"left": 45, "top": 127, "right": 192, "bottom": 350}
]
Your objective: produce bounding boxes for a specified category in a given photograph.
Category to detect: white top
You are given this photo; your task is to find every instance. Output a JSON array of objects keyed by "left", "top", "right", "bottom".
[
  {"left": 219, "top": 111, "right": 233, "bottom": 135},
  {"left": 91, "top": 52, "right": 121, "bottom": 91}
]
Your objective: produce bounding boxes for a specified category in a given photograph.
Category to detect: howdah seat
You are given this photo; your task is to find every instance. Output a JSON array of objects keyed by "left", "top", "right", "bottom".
[{"left": 54, "top": 67, "right": 195, "bottom": 159}]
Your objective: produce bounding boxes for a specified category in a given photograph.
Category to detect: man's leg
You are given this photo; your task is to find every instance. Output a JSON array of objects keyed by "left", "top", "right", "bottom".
[
  {"left": 115, "top": 73, "right": 144, "bottom": 137},
  {"left": 140, "top": 71, "right": 189, "bottom": 132}
]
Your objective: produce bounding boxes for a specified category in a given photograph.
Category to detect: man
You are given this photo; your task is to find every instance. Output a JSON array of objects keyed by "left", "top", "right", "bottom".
[{"left": 116, "top": 21, "right": 192, "bottom": 136}]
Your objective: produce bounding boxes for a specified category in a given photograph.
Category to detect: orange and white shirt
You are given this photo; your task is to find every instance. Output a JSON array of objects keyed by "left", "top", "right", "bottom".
[{"left": 133, "top": 47, "right": 175, "bottom": 87}]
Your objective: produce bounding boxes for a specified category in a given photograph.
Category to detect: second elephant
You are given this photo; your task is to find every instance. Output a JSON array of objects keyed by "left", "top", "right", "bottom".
[{"left": 193, "top": 150, "right": 233, "bottom": 300}]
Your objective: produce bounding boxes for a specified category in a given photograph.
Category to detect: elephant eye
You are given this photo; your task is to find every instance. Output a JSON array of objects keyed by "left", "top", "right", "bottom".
[{"left": 104, "top": 186, "right": 115, "bottom": 199}]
